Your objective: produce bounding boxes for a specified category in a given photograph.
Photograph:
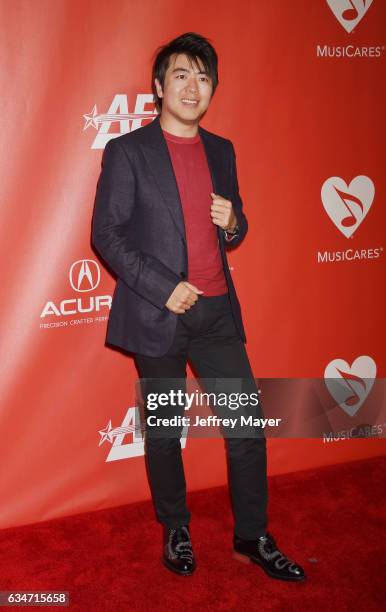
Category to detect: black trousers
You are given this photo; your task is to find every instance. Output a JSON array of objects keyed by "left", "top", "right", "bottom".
[{"left": 134, "top": 293, "right": 268, "bottom": 539}]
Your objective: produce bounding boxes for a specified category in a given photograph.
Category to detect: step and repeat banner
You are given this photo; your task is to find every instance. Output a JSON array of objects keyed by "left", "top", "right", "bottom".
[{"left": 0, "top": 0, "right": 385, "bottom": 529}]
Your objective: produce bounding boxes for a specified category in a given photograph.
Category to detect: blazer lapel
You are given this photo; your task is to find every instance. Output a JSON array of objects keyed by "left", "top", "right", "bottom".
[
  {"left": 198, "top": 126, "right": 228, "bottom": 246},
  {"left": 139, "top": 116, "right": 187, "bottom": 241},
  {"left": 198, "top": 126, "right": 224, "bottom": 197}
]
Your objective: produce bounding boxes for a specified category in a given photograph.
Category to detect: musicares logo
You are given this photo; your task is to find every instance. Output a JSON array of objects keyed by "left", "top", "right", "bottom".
[
  {"left": 317, "top": 176, "right": 383, "bottom": 264},
  {"left": 317, "top": 1, "right": 384, "bottom": 58},
  {"left": 326, "top": 0, "right": 374, "bottom": 33},
  {"left": 321, "top": 176, "right": 374, "bottom": 238},
  {"left": 324, "top": 355, "right": 376, "bottom": 417}
]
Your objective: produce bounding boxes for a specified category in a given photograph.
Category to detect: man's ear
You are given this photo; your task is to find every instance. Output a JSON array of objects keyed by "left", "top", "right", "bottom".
[{"left": 154, "top": 78, "right": 163, "bottom": 99}]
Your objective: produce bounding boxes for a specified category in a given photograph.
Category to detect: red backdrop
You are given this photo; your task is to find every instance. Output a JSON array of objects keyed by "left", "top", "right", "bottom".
[{"left": 0, "top": 0, "right": 385, "bottom": 529}]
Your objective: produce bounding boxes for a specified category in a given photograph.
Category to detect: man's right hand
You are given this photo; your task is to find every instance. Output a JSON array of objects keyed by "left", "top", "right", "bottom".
[{"left": 165, "top": 282, "right": 204, "bottom": 314}]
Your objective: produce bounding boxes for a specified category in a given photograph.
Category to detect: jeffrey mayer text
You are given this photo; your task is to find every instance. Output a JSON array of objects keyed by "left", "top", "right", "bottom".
[{"left": 147, "top": 415, "right": 282, "bottom": 428}]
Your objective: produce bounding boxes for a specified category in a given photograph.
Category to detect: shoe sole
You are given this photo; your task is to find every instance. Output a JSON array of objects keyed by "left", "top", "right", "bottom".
[
  {"left": 162, "top": 556, "right": 196, "bottom": 576},
  {"left": 232, "top": 550, "right": 306, "bottom": 582}
]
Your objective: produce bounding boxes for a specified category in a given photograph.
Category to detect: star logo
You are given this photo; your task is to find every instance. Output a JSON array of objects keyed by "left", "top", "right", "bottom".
[
  {"left": 98, "top": 419, "right": 144, "bottom": 446},
  {"left": 83, "top": 104, "right": 157, "bottom": 131}
]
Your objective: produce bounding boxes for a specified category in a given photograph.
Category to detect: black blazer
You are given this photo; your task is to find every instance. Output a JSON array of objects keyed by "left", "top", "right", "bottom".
[{"left": 91, "top": 115, "right": 248, "bottom": 357}]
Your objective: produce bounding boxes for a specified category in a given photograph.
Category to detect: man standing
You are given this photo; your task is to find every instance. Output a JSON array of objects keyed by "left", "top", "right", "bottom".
[{"left": 92, "top": 32, "right": 305, "bottom": 581}]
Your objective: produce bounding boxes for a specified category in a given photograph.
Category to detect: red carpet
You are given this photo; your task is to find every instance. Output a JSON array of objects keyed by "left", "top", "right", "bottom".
[{"left": 1, "top": 456, "right": 385, "bottom": 611}]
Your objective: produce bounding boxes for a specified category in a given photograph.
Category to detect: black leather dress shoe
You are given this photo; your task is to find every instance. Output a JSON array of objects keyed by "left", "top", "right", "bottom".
[
  {"left": 233, "top": 532, "right": 306, "bottom": 581},
  {"left": 163, "top": 525, "right": 196, "bottom": 576}
]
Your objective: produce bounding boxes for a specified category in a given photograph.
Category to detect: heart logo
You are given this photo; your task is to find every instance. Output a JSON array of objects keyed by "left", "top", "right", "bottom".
[
  {"left": 326, "top": 0, "right": 374, "bottom": 33},
  {"left": 324, "top": 356, "right": 376, "bottom": 416},
  {"left": 321, "top": 176, "right": 374, "bottom": 238}
]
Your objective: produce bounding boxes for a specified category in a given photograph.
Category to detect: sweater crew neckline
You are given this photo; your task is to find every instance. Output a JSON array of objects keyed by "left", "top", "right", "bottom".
[{"left": 162, "top": 128, "right": 200, "bottom": 144}]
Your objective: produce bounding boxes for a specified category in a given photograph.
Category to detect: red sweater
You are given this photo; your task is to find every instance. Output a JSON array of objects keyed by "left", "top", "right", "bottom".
[{"left": 163, "top": 128, "right": 228, "bottom": 296}]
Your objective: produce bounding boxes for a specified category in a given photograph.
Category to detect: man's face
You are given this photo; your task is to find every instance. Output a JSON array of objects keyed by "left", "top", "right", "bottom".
[{"left": 155, "top": 53, "right": 213, "bottom": 126}]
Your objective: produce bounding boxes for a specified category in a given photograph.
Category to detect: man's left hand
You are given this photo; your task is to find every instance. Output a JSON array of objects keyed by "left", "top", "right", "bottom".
[{"left": 210, "top": 192, "right": 237, "bottom": 232}]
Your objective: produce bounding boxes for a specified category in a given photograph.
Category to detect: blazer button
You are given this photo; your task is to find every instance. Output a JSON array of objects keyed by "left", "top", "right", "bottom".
[{"left": 180, "top": 271, "right": 186, "bottom": 278}]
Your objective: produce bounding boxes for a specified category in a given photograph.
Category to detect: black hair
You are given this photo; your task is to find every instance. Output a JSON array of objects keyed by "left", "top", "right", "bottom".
[{"left": 151, "top": 32, "right": 219, "bottom": 112}]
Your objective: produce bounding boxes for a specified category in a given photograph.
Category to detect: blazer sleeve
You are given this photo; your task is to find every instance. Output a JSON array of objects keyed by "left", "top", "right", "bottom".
[
  {"left": 224, "top": 141, "right": 248, "bottom": 249},
  {"left": 91, "top": 138, "right": 181, "bottom": 310}
]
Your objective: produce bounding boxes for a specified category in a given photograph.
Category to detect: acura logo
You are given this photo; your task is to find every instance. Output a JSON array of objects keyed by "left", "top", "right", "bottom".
[{"left": 69, "top": 259, "right": 100, "bottom": 292}]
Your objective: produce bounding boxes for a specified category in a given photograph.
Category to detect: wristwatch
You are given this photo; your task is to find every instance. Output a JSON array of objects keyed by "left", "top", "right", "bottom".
[
  {"left": 224, "top": 224, "right": 239, "bottom": 241},
  {"left": 225, "top": 224, "right": 239, "bottom": 235}
]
